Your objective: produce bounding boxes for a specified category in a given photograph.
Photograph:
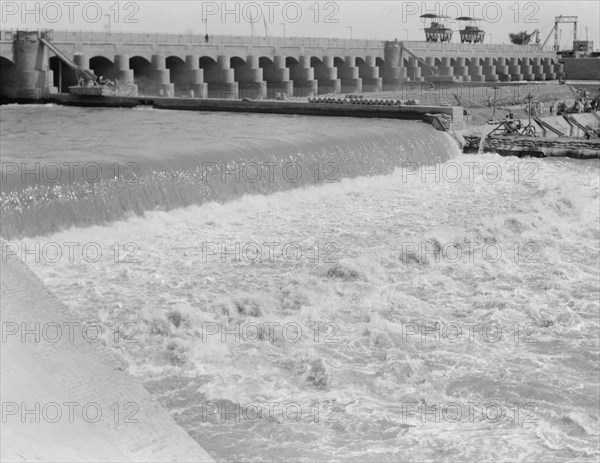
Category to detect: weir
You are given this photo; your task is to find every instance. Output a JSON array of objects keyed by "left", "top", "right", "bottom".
[
  {"left": 0, "top": 29, "right": 563, "bottom": 101},
  {"left": 0, "top": 117, "right": 457, "bottom": 239}
]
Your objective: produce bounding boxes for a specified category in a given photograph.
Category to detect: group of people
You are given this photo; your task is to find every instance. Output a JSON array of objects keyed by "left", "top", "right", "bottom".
[
  {"left": 78, "top": 76, "right": 119, "bottom": 88},
  {"left": 550, "top": 89, "right": 599, "bottom": 115},
  {"left": 573, "top": 98, "right": 595, "bottom": 113},
  {"left": 525, "top": 101, "right": 546, "bottom": 117},
  {"left": 504, "top": 113, "right": 522, "bottom": 133}
]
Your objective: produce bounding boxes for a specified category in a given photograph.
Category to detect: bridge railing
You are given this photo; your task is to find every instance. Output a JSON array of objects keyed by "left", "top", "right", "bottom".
[
  {"left": 1, "top": 29, "right": 382, "bottom": 49},
  {"left": 401, "top": 40, "right": 545, "bottom": 53}
]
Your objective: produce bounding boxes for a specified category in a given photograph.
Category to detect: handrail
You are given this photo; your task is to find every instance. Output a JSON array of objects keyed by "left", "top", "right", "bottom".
[{"left": 1, "top": 29, "right": 383, "bottom": 49}]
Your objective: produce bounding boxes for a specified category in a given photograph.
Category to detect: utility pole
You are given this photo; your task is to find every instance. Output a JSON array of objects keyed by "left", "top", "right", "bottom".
[
  {"left": 523, "top": 93, "right": 536, "bottom": 136},
  {"left": 488, "top": 85, "right": 500, "bottom": 122},
  {"left": 104, "top": 14, "right": 111, "bottom": 34}
]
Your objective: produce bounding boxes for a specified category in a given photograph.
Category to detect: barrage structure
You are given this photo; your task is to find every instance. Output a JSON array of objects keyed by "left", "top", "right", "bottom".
[{"left": 0, "top": 29, "right": 563, "bottom": 100}]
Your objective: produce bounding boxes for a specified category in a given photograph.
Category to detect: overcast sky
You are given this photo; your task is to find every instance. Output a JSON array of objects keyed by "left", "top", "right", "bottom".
[{"left": 2, "top": 1, "right": 599, "bottom": 49}]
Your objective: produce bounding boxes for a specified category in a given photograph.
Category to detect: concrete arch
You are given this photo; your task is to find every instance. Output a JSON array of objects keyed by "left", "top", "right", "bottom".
[
  {"left": 230, "top": 56, "right": 247, "bottom": 82},
  {"left": 230, "top": 56, "right": 246, "bottom": 67},
  {"left": 310, "top": 57, "right": 323, "bottom": 67},
  {"left": 129, "top": 56, "right": 152, "bottom": 94},
  {"left": 89, "top": 56, "right": 116, "bottom": 81},
  {"left": 49, "top": 56, "right": 78, "bottom": 92},
  {"left": 165, "top": 56, "right": 187, "bottom": 95},
  {"left": 0, "top": 56, "right": 16, "bottom": 99},
  {"left": 375, "top": 57, "right": 385, "bottom": 68},
  {"left": 285, "top": 57, "right": 299, "bottom": 67},
  {"left": 199, "top": 56, "right": 219, "bottom": 82},
  {"left": 259, "top": 56, "right": 274, "bottom": 65},
  {"left": 0, "top": 56, "right": 15, "bottom": 66},
  {"left": 259, "top": 56, "right": 276, "bottom": 81},
  {"left": 285, "top": 57, "right": 302, "bottom": 76}
]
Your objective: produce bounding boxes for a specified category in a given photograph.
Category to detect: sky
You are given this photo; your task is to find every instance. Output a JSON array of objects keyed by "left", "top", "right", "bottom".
[{"left": 1, "top": 0, "right": 599, "bottom": 49}]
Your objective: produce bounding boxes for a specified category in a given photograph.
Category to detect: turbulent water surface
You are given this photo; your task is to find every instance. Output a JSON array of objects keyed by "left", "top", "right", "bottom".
[{"left": 1, "top": 104, "right": 599, "bottom": 462}]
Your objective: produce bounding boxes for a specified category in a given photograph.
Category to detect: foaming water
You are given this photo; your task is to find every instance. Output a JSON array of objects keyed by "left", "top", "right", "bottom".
[
  {"left": 18, "top": 146, "right": 600, "bottom": 461},
  {"left": 1, "top": 106, "right": 454, "bottom": 239}
]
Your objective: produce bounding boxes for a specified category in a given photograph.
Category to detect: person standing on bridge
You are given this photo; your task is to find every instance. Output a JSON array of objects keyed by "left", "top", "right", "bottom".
[{"left": 205, "top": 33, "right": 209, "bottom": 43}]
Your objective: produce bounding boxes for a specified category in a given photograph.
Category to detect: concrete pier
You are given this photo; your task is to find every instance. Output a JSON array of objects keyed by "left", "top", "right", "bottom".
[
  {"left": 7, "top": 31, "right": 54, "bottom": 99},
  {"left": 339, "top": 56, "right": 363, "bottom": 94},
  {"left": 468, "top": 57, "right": 485, "bottom": 82},
  {"left": 262, "top": 55, "right": 293, "bottom": 99},
  {"left": 186, "top": 55, "right": 208, "bottom": 99},
  {"left": 360, "top": 56, "right": 383, "bottom": 92},
  {"left": 151, "top": 55, "right": 173, "bottom": 97},
  {"left": 288, "top": 56, "right": 318, "bottom": 98}
]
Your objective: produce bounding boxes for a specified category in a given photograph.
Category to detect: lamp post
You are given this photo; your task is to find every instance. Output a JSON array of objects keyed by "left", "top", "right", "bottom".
[
  {"left": 404, "top": 29, "right": 409, "bottom": 40},
  {"left": 347, "top": 26, "right": 353, "bottom": 41},
  {"left": 280, "top": 23, "right": 286, "bottom": 40},
  {"left": 104, "top": 14, "right": 111, "bottom": 34}
]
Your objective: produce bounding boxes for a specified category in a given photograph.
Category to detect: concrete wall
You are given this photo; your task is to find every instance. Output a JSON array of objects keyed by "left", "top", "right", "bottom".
[
  {"left": 0, "top": 253, "right": 213, "bottom": 462},
  {"left": 562, "top": 58, "right": 600, "bottom": 80}
]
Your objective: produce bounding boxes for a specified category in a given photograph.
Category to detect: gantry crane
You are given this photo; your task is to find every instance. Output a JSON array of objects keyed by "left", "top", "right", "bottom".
[{"left": 549, "top": 16, "right": 578, "bottom": 52}]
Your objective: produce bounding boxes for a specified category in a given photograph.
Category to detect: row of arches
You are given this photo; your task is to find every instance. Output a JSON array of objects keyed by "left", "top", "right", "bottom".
[
  {"left": 41, "top": 55, "right": 386, "bottom": 95},
  {"left": 1, "top": 53, "right": 560, "bottom": 96}
]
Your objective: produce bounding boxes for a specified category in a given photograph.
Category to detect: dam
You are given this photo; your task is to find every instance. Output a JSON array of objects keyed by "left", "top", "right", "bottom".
[{"left": 0, "top": 29, "right": 563, "bottom": 100}]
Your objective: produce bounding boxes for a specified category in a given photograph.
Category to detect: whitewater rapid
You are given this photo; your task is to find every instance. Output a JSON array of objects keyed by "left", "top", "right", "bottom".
[{"left": 2, "top": 105, "right": 599, "bottom": 462}]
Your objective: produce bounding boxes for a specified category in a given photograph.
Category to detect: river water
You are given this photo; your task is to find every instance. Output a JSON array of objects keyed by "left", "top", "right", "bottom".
[{"left": 1, "top": 104, "right": 599, "bottom": 462}]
